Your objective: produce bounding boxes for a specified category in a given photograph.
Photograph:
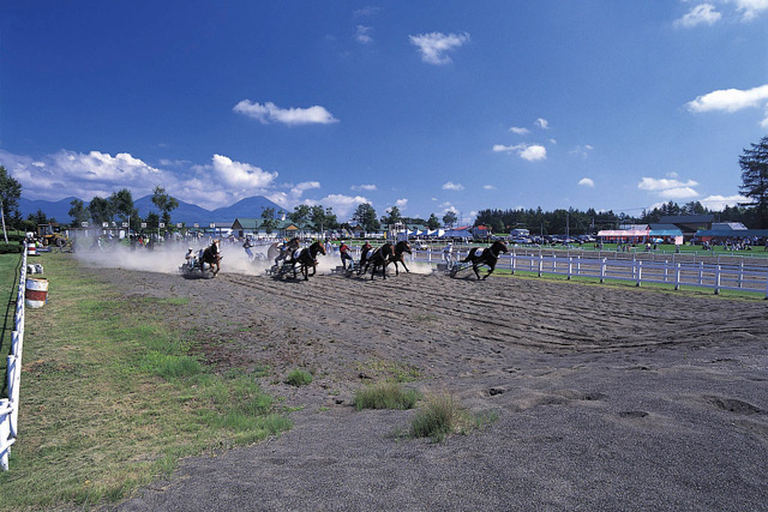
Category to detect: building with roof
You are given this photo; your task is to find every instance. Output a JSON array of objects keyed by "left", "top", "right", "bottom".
[{"left": 658, "top": 215, "right": 714, "bottom": 239}]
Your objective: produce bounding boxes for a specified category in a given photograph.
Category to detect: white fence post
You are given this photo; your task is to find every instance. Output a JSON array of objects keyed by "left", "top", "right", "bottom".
[
  {"left": 698, "top": 261, "right": 704, "bottom": 286},
  {"left": 510, "top": 253, "right": 516, "bottom": 275},
  {"left": 600, "top": 258, "right": 606, "bottom": 283},
  {"left": 664, "top": 259, "right": 668, "bottom": 283},
  {"left": 636, "top": 260, "right": 642, "bottom": 287},
  {"left": 675, "top": 263, "right": 681, "bottom": 290},
  {"left": 738, "top": 261, "right": 744, "bottom": 289},
  {"left": 567, "top": 257, "right": 573, "bottom": 280},
  {"left": 538, "top": 254, "right": 543, "bottom": 277},
  {"left": 715, "top": 265, "right": 721, "bottom": 295},
  {"left": 552, "top": 254, "right": 557, "bottom": 274}
]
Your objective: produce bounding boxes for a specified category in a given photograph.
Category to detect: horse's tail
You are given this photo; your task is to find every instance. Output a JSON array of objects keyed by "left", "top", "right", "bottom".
[{"left": 462, "top": 247, "right": 478, "bottom": 262}]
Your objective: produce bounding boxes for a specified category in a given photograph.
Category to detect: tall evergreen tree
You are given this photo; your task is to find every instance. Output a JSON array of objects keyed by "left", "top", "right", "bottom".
[
  {"left": 68, "top": 198, "right": 89, "bottom": 226},
  {"left": 0, "top": 165, "right": 22, "bottom": 242},
  {"left": 739, "top": 135, "right": 768, "bottom": 228},
  {"left": 351, "top": 203, "right": 380, "bottom": 232}
]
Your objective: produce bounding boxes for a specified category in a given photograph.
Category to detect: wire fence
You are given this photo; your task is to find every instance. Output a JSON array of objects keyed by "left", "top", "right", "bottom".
[
  {"left": 407, "top": 248, "right": 768, "bottom": 297},
  {"left": 1, "top": 243, "right": 28, "bottom": 471}
]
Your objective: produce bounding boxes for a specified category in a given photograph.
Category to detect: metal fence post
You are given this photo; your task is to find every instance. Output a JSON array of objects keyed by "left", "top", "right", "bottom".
[
  {"left": 715, "top": 265, "right": 721, "bottom": 295},
  {"left": 511, "top": 253, "right": 516, "bottom": 275},
  {"left": 675, "top": 263, "right": 681, "bottom": 290},
  {"left": 577, "top": 255, "right": 581, "bottom": 276}
]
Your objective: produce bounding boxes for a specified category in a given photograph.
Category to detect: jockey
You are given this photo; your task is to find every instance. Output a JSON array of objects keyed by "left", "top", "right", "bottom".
[
  {"left": 339, "top": 241, "right": 353, "bottom": 269},
  {"left": 185, "top": 248, "right": 196, "bottom": 269},
  {"left": 442, "top": 242, "right": 454, "bottom": 264},
  {"left": 242, "top": 237, "right": 254, "bottom": 261}
]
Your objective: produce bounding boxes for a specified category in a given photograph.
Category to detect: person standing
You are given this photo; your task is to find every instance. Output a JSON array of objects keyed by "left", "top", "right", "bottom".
[{"left": 339, "top": 241, "right": 353, "bottom": 269}]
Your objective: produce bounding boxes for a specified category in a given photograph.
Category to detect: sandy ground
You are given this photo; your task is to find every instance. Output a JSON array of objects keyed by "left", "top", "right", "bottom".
[{"left": 93, "top": 263, "right": 768, "bottom": 512}]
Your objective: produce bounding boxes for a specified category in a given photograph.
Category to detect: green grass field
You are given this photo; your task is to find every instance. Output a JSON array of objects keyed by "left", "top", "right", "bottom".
[{"left": 0, "top": 253, "right": 290, "bottom": 510}]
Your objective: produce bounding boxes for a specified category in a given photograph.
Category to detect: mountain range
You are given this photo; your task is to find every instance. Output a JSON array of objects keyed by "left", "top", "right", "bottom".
[{"left": 18, "top": 195, "right": 286, "bottom": 225}]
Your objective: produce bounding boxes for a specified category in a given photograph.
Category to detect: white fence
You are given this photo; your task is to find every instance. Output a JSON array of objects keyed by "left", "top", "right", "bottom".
[
  {"left": 408, "top": 249, "right": 768, "bottom": 297},
  {"left": 1, "top": 244, "right": 28, "bottom": 470}
]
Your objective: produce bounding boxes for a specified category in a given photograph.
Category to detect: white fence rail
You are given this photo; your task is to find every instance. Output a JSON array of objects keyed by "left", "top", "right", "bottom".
[
  {"left": 407, "top": 249, "right": 768, "bottom": 297},
  {"left": 1, "top": 243, "right": 28, "bottom": 471}
]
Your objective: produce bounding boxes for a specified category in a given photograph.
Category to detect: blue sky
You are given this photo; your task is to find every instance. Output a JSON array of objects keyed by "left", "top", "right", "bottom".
[{"left": 1, "top": 1, "right": 767, "bottom": 222}]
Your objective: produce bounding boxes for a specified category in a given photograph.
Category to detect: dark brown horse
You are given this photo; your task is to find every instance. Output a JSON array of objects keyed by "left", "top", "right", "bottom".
[
  {"left": 201, "top": 239, "right": 222, "bottom": 276},
  {"left": 289, "top": 240, "right": 326, "bottom": 280},
  {"left": 388, "top": 240, "right": 412, "bottom": 276},
  {"left": 360, "top": 242, "right": 394, "bottom": 280},
  {"left": 461, "top": 240, "right": 508, "bottom": 280}
]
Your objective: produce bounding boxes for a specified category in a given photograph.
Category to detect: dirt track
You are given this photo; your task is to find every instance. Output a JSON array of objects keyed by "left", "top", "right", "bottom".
[{"left": 104, "top": 267, "right": 768, "bottom": 511}]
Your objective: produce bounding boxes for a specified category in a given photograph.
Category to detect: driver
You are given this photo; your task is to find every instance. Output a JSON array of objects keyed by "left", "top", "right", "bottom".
[
  {"left": 442, "top": 242, "right": 453, "bottom": 264},
  {"left": 185, "top": 248, "right": 196, "bottom": 269},
  {"left": 339, "top": 241, "right": 353, "bottom": 270}
]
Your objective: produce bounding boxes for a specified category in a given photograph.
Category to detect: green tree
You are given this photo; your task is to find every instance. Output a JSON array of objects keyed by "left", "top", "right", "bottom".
[
  {"left": 88, "top": 196, "right": 113, "bottom": 225},
  {"left": 381, "top": 205, "right": 402, "bottom": 227},
  {"left": 0, "top": 165, "right": 22, "bottom": 243},
  {"left": 442, "top": 210, "right": 458, "bottom": 228},
  {"left": 28, "top": 209, "right": 48, "bottom": 225},
  {"left": 352, "top": 203, "right": 380, "bottom": 232},
  {"left": 68, "top": 198, "right": 89, "bottom": 226},
  {"left": 289, "top": 204, "right": 312, "bottom": 225},
  {"left": 144, "top": 212, "right": 160, "bottom": 230},
  {"left": 261, "top": 207, "right": 277, "bottom": 234},
  {"left": 426, "top": 213, "right": 440, "bottom": 230},
  {"left": 739, "top": 135, "right": 768, "bottom": 228},
  {"left": 309, "top": 205, "right": 338, "bottom": 232},
  {"left": 108, "top": 189, "right": 137, "bottom": 226},
  {"left": 151, "top": 185, "right": 179, "bottom": 227}
]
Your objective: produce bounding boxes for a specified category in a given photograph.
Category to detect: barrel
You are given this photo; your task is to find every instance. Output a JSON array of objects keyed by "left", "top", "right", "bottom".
[
  {"left": 25, "top": 278, "right": 48, "bottom": 308},
  {"left": 27, "top": 243, "right": 37, "bottom": 256}
]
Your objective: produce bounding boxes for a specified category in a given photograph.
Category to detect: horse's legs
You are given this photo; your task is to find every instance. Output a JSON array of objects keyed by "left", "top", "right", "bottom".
[
  {"left": 473, "top": 263, "right": 481, "bottom": 280},
  {"left": 483, "top": 264, "right": 495, "bottom": 280},
  {"left": 392, "top": 261, "right": 399, "bottom": 276},
  {"left": 401, "top": 259, "right": 410, "bottom": 273}
]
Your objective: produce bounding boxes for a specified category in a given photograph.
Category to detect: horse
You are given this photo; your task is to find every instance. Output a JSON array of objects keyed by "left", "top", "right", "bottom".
[
  {"left": 268, "top": 237, "right": 300, "bottom": 265},
  {"left": 288, "top": 240, "right": 326, "bottom": 280},
  {"left": 388, "top": 240, "right": 412, "bottom": 276},
  {"left": 201, "top": 239, "right": 222, "bottom": 276},
  {"left": 461, "top": 240, "right": 508, "bottom": 280},
  {"left": 360, "top": 243, "right": 394, "bottom": 280},
  {"left": 357, "top": 242, "right": 373, "bottom": 271}
]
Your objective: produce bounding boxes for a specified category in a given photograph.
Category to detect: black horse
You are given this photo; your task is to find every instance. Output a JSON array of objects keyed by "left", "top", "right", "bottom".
[
  {"left": 360, "top": 243, "right": 394, "bottom": 280},
  {"left": 388, "top": 240, "right": 412, "bottom": 276},
  {"left": 201, "top": 239, "right": 222, "bottom": 276},
  {"left": 461, "top": 240, "right": 508, "bottom": 280},
  {"left": 288, "top": 240, "right": 326, "bottom": 280}
]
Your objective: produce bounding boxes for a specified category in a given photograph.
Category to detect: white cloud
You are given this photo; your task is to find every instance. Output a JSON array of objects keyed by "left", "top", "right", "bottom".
[
  {"left": 686, "top": 84, "right": 768, "bottom": 113},
  {"left": 353, "top": 6, "right": 380, "bottom": 17},
  {"left": 443, "top": 205, "right": 459, "bottom": 215},
  {"left": 351, "top": 184, "right": 377, "bottom": 191},
  {"left": 395, "top": 198, "right": 408, "bottom": 208},
  {"left": 520, "top": 145, "right": 547, "bottom": 161},
  {"left": 318, "top": 194, "right": 370, "bottom": 218},
  {"left": 638, "top": 177, "right": 699, "bottom": 191},
  {"left": 733, "top": 0, "right": 768, "bottom": 20},
  {"left": 209, "top": 154, "right": 278, "bottom": 189},
  {"left": 762, "top": 104, "right": 768, "bottom": 128},
  {"left": 509, "top": 126, "right": 529, "bottom": 135},
  {"left": 291, "top": 181, "right": 321, "bottom": 196},
  {"left": 699, "top": 194, "right": 748, "bottom": 210},
  {"left": 570, "top": 145, "right": 594, "bottom": 159},
  {"left": 675, "top": 4, "right": 722, "bottom": 27},
  {"left": 659, "top": 187, "right": 699, "bottom": 199},
  {"left": 355, "top": 25, "right": 373, "bottom": 44},
  {"left": 408, "top": 32, "right": 470, "bottom": 65},
  {"left": 578, "top": 177, "right": 595, "bottom": 188},
  {"left": 442, "top": 181, "right": 465, "bottom": 191},
  {"left": 534, "top": 118, "right": 549, "bottom": 129},
  {"left": 483, "top": 184, "right": 496, "bottom": 190},
  {"left": 233, "top": 100, "right": 338, "bottom": 125},
  {"left": 638, "top": 176, "right": 700, "bottom": 201},
  {"left": 493, "top": 143, "right": 547, "bottom": 161},
  {"left": 549, "top": 138, "right": 558, "bottom": 145}
]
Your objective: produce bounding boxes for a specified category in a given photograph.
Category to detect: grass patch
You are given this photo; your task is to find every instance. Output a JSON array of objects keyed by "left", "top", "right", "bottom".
[
  {"left": 410, "top": 393, "right": 497, "bottom": 443},
  {"left": 284, "top": 368, "right": 313, "bottom": 386},
  {"left": 358, "top": 358, "right": 422, "bottom": 383},
  {"left": 0, "top": 253, "right": 291, "bottom": 510},
  {"left": 354, "top": 382, "right": 420, "bottom": 411}
]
